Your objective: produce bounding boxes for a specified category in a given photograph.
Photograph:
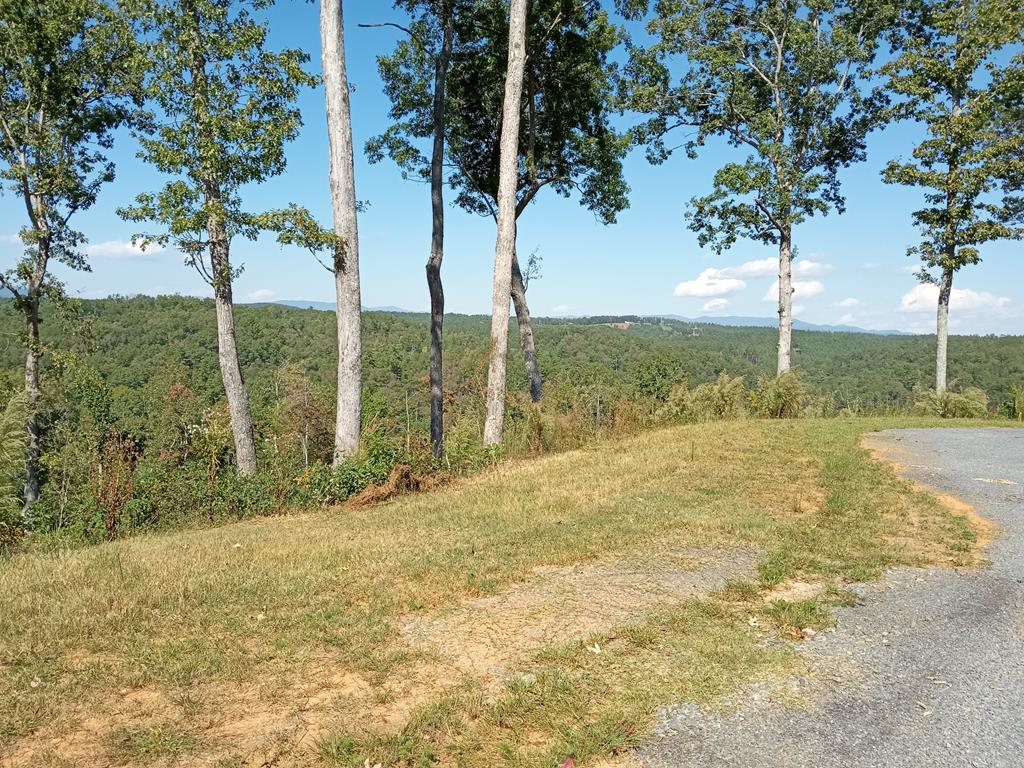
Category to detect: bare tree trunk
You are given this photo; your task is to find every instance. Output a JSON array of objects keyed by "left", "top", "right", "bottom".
[
  {"left": 483, "top": 0, "right": 529, "bottom": 446},
  {"left": 321, "top": 0, "right": 362, "bottom": 463},
  {"left": 209, "top": 233, "right": 258, "bottom": 476},
  {"left": 511, "top": 249, "right": 542, "bottom": 402},
  {"left": 22, "top": 300, "right": 41, "bottom": 517},
  {"left": 427, "top": 13, "right": 454, "bottom": 459},
  {"left": 776, "top": 227, "right": 794, "bottom": 374},
  {"left": 935, "top": 266, "right": 954, "bottom": 392}
]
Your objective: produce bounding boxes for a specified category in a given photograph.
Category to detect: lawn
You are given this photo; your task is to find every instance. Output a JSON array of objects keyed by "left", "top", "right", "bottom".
[{"left": 0, "top": 418, "right": 995, "bottom": 767}]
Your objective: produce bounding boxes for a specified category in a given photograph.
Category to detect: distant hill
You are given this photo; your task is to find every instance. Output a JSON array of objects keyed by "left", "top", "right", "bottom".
[
  {"left": 266, "top": 300, "right": 420, "bottom": 313},
  {"left": 657, "top": 314, "right": 910, "bottom": 336},
  {"left": 262, "top": 300, "right": 909, "bottom": 336},
  {"left": 3, "top": 295, "right": 1022, "bottom": 413}
]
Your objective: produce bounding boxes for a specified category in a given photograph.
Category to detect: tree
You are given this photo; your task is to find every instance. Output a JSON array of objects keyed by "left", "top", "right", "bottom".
[
  {"left": 362, "top": 0, "right": 460, "bottom": 459},
  {"left": 882, "top": 0, "right": 1024, "bottom": 392},
  {"left": 120, "top": 0, "right": 315, "bottom": 475},
  {"left": 483, "top": 0, "right": 529, "bottom": 446},
  {"left": 0, "top": 0, "right": 141, "bottom": 513},
  {"left": 620, "top": 0, "right": 890, "bottom": 373},
  {"left": 369, "top": 0, "right": 629, "bottom": 444},
  {"left": 321, "top": 0, "right": 363, "bottom": 462}
]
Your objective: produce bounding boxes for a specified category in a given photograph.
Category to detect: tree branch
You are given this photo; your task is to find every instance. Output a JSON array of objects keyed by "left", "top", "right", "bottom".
[{"left": 358, "top": 22, "right": 427, "bottom": 48}]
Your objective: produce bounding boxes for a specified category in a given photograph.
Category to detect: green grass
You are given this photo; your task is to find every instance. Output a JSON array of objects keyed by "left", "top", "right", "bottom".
[{"left": 0, "top": 417, "right": 1003, "bottom": 766}]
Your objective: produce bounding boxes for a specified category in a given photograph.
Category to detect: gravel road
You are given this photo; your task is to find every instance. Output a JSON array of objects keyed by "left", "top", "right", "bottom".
[{"left": 635, "top": 427, "right": 1024, "bottom": 768}]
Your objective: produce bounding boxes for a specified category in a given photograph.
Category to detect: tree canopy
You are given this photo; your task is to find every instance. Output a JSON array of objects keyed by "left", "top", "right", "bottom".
[{"left": 368, "top": 0, "right": 631, "bottom": 224}]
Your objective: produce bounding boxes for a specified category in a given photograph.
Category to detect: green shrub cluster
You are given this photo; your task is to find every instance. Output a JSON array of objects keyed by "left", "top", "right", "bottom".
[
  {"left": 658, "top": 373, "right": 747, "bottom": 424},
  {"left": 753, "top": 372, "right": 807, "bottom": 419},
  {"left": 1002, "top": 384, "right": 1024, "bottom": 421},
  {"left": 912, "top": 385, "right": 990, "bottom": 418}
]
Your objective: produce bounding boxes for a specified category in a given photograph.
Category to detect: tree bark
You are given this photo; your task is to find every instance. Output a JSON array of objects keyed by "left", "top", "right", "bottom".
[
  {"left": 776, "top": 227, "right": 794, "bottom": 374},
  {"left": 209, "top": 224, "right": 259, "bottom": 476},
  {"left": 321, "top": 0, "right": 363, "bottom": 463},
  {"left": 427, "top": 11, "right": 454, "bottom": 459},
  {"left": 22, "top": 299, "right": 41, "bottom": 516},
  {"left": 483, "top": 0, "right": 529, "bottom": 446},
  {"left": 935, "top": 266, "right": 954, "bottom": 392},
  {"left": 511, "top": 249, "right": 542, "bottom": 402}
]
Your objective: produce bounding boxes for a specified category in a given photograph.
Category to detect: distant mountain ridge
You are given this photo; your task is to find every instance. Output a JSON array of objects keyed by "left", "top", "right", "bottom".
[
  {"left": 259, "top": 300, "right": 910, "bottom": 336},
  {"left": 657, "top": 314, "right": 911, "bottom": 336}
]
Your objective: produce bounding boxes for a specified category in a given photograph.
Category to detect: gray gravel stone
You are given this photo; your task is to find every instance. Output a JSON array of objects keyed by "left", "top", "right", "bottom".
[{"left": 635, "top": 427, "right": 1024, "bottom": 768}]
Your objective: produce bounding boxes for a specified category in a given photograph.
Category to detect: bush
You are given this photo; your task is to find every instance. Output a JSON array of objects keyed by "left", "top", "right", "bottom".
[
  {"left": 0, "top": 392, "right": 29, "bottom": 549},
  {"left": 912, "top": 386, "right": 989, "bottom": 419},
  {"left": 803, "top": 391, "right": 838, "bottom": 418},
  {"left": 295, "top": 431, "right": 401, "bottom": 505},
  {"left": 1002, "top": 384, "right": 1024, "bottom": 421},
  {"left": 658, "top": 373, "right": 746, "bottom": 424},
  {"left": 753, "top": 372, "right": 806, "bottom": 419}
]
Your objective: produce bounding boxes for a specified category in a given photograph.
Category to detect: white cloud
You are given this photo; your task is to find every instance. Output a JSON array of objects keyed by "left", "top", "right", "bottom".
[
  {"left": 1, "top": 233, "right": 23, "bottom": 245},
  {"left": 85, "top": 239, "right": 165, "bottom": 258},
  {"left": 837, "top": 297, "right": 860, "bottom": 308},
  {"left": 862, "top": 262, "right": 881, "bottom": 269},
  {"left": 702, "top": 298, "right": 729, "bottom": 312},
  {"left": 674, "top": 268, "right": 746, "bottom": 297},
  {"left": 762, "top": 279, "right": 826, "bottom": 302},
  {"left": 899, "top": 284, "right": 1012, "bottom": 314},
  {"left": 793, "top": 304, "right": 807, "bottom": 316},
  {"left": 839, "top": 313, "right": 856, "bottom": 324},
  {"left": 719, "top": 258, "right": 776, "bottom": 278},
  {"left": 551, "top": 304, "right": 574, "bottom": 316},
  {"left": 675, "top": 256, "right": 791, "bottom": 298},
  {"left": 246, "top": 288, "right": 276, "bottom": 302},
  {"left": 899, "top": 264, "right": 920, "bottom": 274},
  {"left": 794, "top": 259, "right": 831, "bottom": 276}
]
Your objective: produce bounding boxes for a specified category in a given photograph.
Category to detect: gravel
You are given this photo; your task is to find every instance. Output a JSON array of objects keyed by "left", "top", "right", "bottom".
[{"left": 635, "top": 427, "right": 1024, "bottom": 768}]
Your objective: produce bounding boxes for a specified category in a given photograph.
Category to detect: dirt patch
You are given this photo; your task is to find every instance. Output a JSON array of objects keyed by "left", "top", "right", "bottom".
[
  {"left": 762, "top": 579, "right": 827, "bottom": 603},
  {"left": 8, "top": 546, "right": 755, "bottom": 767},
  {"left": 401, "top": 546, "right": 758, "bottom": 691}
]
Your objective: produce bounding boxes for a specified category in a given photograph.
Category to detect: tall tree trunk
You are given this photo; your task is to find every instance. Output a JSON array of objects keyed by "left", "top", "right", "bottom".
[
  {"left": 427, "top": 12, "right": 454, "bottom": 459},
  {"left": 185, "top": 0, "right": 256, "bottom": 475},
  {"left": 511, "top": 249, "right": 542, "bottom": 402},
  {"left": 776, "top": 227, "right": 794, "bottom": 374},
  {"left": 22, "top": 299, "right": 41, "bottom": 516},
  {"left": 321, "top": 0, "right": 362, "bottom": 463},
  {"left": 209, "top": 227, "right": 258, "bottom": 476},
  {"left": 935, "top": 266, "right": 954, "bottom": 392},
  {"left": 483, "top": 0, "right": 529, "bottom": 446}
]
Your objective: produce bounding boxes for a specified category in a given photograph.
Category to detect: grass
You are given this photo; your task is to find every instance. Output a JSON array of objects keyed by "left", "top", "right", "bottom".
[
  {"left": 0, "top": 417, "right": 1003, "bottom": 767},
  {"left": 106, "top": 721, "right": 202, "bottom": 764}
]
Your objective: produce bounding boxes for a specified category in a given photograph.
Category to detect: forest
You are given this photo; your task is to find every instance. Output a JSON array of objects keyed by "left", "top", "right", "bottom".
[
  {"left": 0, "top": 0, "right": 1022, "bottom": 550},
  {"left": 1, "top": 294, "right": 1022, "bottom": 545}
]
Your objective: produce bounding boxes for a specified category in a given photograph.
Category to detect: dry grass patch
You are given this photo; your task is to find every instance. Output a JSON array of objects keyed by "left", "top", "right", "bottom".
[{"left": 0, "top": 418, "right": 999, "bottom": 767}]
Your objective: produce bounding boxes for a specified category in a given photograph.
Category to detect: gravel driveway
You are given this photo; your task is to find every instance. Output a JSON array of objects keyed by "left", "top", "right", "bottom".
[{"left": 635, "top": 427, "right": 1024, "bottom": 768}]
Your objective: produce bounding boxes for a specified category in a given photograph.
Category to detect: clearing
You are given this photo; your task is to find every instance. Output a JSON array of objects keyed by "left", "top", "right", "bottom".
[{"left": 0, "top": 418, "right": 996, "bottom": 767}]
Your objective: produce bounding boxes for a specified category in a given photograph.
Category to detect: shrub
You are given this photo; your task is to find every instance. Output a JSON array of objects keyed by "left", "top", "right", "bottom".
[
  {"left": 658, "top": 373, "right": 746, "bottom": 424},
  {"left": 1002, "top": 384, "right": 1024, "bottom": 421},
  {"left": 0, "top": 392, "right": 29, "bottom": 549},
  {"left": 443, "top": 413, "right": 493, "bottom": 474},
  {"left": 912, "top": 386, "right": 989, "bottom": 419},
  {"left": 803, "top": 391, "right": 838, "bottom": 418},
  {"left": 753, "top": 372, "right": 807, "bottom": 419},
  {"left": 295, "top": 431, "right": 401, "bottom": 505}
]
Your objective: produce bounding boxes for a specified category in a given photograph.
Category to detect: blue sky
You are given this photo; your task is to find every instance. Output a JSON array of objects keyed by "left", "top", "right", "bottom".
[{"left": 1, "top": 1, "right": 1021, "bottom": 335}]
